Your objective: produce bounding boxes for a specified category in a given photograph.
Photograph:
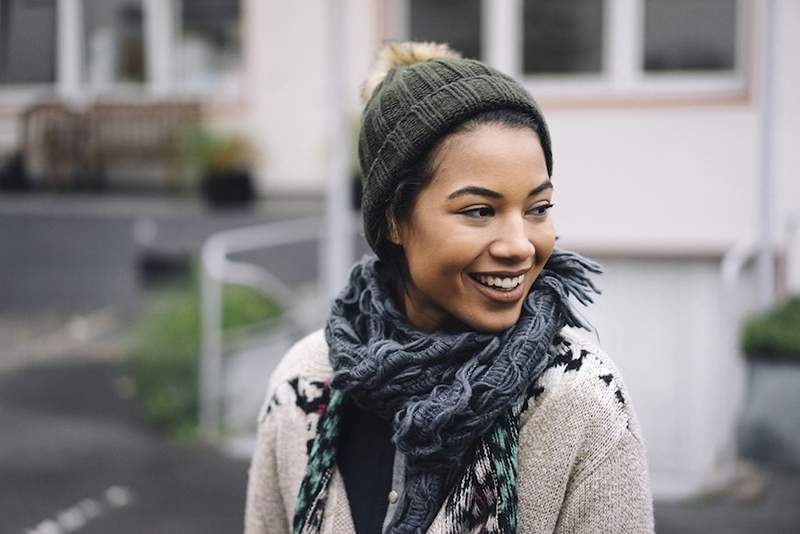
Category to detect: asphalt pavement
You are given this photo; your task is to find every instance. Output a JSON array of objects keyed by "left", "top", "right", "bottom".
[
  {"left": 0, "top": 193, "right": 327, "bottom": 315},
  {"left": 0, "top": 359, "right": 249, "bottom": 534}
]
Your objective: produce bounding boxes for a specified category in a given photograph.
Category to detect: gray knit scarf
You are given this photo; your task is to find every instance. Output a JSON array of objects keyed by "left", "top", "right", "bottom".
[{"left": 294, "top": 249, "right": 602, "bottom": 534}]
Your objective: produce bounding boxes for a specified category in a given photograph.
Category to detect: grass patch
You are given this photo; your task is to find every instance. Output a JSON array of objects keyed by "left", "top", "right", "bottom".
[{"left": 126, "top": 280, "right": 281, "bottom": 439}]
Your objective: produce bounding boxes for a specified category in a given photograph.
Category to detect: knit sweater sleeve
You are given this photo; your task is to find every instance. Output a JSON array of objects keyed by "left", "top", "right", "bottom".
[
  {"left": 553, "top": 427, "right": 654, "bottom": 534},
  {"left": 244, "top": 403, "right": 290, "bottom": 534},
  {"left": 515, "top": 327, "right": 654, "bottom": 534}
]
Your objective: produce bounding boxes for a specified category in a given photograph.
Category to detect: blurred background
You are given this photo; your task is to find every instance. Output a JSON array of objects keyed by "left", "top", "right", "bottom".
[{"left": 1, "top": 0, "right": 799, "bottom": 533}]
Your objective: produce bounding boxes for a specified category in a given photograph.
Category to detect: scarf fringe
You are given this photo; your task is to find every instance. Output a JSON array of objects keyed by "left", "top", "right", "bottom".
[{"left": 537, "top": 249, "right": 603, "bottom": 330}]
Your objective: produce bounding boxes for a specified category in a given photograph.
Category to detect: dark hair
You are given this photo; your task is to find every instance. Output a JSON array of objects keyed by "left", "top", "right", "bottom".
[{"left": 374, "top": 108, "right": 547, "bottom": 293}]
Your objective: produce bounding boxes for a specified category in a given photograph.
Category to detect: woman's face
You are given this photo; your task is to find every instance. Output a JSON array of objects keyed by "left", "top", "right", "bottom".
[{"left": 391, "top": 123, "right": 556, "bottom": 334}]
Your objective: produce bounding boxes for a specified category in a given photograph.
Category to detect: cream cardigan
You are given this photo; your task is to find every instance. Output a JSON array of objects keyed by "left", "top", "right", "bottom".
[{"left": 245, "top": 326, "right": 655, "bottom": 533}]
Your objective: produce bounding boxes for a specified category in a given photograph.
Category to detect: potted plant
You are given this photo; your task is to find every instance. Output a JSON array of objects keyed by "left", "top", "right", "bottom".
[
  {"left": 180, "top": 127, "right": 256, "bottom": 208},
  {"left": 739, "top": 296, "right": 800, "bottom": 468}
]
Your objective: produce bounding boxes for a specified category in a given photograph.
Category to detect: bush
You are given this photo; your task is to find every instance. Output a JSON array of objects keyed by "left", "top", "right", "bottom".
[
  {"left": 741, "top": 296, "right": 800, "bottom": 362},
  {"left": 126, "top": 282, "right": 281, "bottom": 439}
]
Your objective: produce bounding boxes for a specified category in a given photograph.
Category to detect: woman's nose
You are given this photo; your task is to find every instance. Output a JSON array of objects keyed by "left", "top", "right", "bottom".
[{"left": 488, "top": 218, "right": 535, "bottom": 261}]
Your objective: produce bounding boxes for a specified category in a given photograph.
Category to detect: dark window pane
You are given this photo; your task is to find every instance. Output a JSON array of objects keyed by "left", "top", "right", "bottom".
[
  {"left": 523, "top": 0, "right": 603, "bottom": 75},
  {"left": 409, "top": 0, "right": 481, "bottom": 60},
  {"left": 0, "top": 0, "right": 57, "bottom": 84},
  {"left": 179, "top": 0, "right": 241, "bottom": 86},
  {"left": 644, "top": 0, "right": 737, "bottom": 72}
]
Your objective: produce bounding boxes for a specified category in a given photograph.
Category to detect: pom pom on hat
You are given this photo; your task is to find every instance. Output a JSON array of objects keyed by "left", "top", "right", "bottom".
[{"left": 361, "top": 41, "right": 461, "bottom": 103}]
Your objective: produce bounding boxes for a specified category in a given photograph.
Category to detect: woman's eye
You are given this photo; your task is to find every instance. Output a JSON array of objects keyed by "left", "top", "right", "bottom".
[
  {"left": 460, "top": 206, "right": 494, "bottom": 219},
  {"left": 527, "top": 203, "right": 554, "bottom": 218}
]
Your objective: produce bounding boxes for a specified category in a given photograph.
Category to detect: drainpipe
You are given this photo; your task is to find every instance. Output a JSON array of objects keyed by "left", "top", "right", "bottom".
[
  {"left": 756, "top": 0, "right": 777, "bottom": 309},
  {"left": 321, "top": 0, "right": 354, "bottom": 302}
]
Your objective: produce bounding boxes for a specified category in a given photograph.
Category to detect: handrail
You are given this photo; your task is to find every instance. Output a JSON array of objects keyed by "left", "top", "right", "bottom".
[
  {"left": 714, "top": 236, "right": 758, "bottom": 488},
  {"left": 199, "top": 217, "right": 324, "bottom": 438}
]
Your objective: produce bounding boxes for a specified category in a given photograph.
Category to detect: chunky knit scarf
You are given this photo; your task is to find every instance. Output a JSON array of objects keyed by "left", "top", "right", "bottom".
[{"left": 293, "top": 250, "right": 602, "bottom": 534}]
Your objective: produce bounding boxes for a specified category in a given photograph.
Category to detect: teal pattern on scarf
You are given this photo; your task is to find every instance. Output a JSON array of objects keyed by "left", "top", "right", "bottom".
[{"left": 293, "top": 249, "right": 602, "bottom": 533}]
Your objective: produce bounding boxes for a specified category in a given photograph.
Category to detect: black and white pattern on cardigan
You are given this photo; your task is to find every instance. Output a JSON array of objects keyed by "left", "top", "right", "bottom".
[
  {"left": 262, "top": 330, "right": 630, "bottom": 533},
  {"left": 521, "top": 332, "right": 629, "bottom": 429},
  {"left": 262, "top": 377, "right": 331, "bottom": 456}
]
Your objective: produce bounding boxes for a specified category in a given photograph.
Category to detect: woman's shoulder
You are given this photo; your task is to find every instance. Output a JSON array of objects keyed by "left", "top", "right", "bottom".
[
  {"left": 520, "top": 326, "right": 636, "bottom": 437},
  {"left": 258, "top": 329, "right": 333, "bottom": 422},
  {"left": 268, "top": 328, "right": 332, "bottom": 390}
]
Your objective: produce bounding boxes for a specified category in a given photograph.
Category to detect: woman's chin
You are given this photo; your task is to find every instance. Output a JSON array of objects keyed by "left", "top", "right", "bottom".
[{"left": 462, "top": 310, "right": 522, "bottom": 334}]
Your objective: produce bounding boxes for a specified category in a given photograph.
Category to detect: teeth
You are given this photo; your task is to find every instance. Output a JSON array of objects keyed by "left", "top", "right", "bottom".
[{"left": 476, "top": 274, "right": 524, "bottom": 289}]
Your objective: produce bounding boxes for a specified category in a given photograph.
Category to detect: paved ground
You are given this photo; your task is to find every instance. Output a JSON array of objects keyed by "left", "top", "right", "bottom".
[
  {"left": 0, "top": 193, "right": 327, "bottom": 315},
  {"left": 656, "top": 467, "right": 800, "bottom": 533},
  {"left": 0, "top": 359, "right": 250, "bottom": 534}
]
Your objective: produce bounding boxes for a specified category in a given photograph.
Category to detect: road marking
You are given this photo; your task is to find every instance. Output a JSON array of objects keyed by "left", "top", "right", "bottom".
[{"left": 23, "top": 486, "right": 135, "bottom": 534}]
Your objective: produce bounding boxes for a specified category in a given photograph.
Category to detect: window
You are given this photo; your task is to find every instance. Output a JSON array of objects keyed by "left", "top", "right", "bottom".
[
  {"left": 408, "top": 0, "right": 481, "bottom": 60},
  {"left": 177, "top": 0, "right": 242, "bottom": 91},
  {"left": 0, "top": 0, "right": 57, "bottom": 85},
  {"left": 644, "top": 0, "right": 737, "bottom": 72},
  {"left": 83, "top": 0, "right": 146, "bottom": 87},
  {"left": 522, "top": 0, "right": 604, "bottom": 75},
  {"left": 1, "top": 0, "right": 243, "bottom": 96}
]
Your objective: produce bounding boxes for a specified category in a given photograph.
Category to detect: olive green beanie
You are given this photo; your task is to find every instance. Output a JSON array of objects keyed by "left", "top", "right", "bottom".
[{"left": 358, "top": 42, "right": 553, "bottom": 256}]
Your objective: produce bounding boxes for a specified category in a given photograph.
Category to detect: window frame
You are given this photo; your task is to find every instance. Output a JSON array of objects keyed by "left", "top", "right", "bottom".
[
  {"left": 0, "top": 0, "right": 244, "bottom": 105},
  {"left": 395, "top": 0, "right": 751, "bottom": 104}
]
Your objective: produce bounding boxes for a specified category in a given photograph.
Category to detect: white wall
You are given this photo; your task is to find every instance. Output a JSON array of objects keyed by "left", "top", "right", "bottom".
[
  {"left": 774, "top": 0, "right": 800, "bottom": 291},
  {"left": 547, "top": 105, "right": 758, "bottom": 247},
  {"left": 580, "top": 256, "right": 757, "bottom": 498},
  {"left": 244, "top": 0, "right": 327, "bottom": 194},
  {"left": 243, "top": 0, "right": 376, "bottom": 196}
]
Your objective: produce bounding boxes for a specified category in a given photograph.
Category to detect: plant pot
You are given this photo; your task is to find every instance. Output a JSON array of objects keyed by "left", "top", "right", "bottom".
[
  {"left": 0, "top": 152, "right": 30, "bottom": 192},
  {"left": 739, "top": 358, "right": 800, "bottom": 469},
  {"left": 201, "top": 169, "right": 255, "bottom": 209}
]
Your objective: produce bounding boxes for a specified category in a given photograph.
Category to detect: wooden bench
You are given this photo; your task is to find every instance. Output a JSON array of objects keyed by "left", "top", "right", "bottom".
[{"left": 21, "top": 101, "right": 202, "bottom": 190}]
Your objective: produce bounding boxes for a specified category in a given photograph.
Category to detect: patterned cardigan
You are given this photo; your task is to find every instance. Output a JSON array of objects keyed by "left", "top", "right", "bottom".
[{"left": 244, "top": 326, "right": 655, "bottom": 534}]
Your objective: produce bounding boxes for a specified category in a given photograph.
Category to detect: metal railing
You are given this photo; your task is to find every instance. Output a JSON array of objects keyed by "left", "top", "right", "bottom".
[
  {"left": 716, "top": 236, "right": 758, "bottom": 486},
  {"left": 715, "top": 210, "right": 800, "bottom": 485},
  {"left": 786, "top": 211, "right": 800, "bottom": 295},
  {"left": 198, "top": 217, "right": 323, "bottom": 438}
]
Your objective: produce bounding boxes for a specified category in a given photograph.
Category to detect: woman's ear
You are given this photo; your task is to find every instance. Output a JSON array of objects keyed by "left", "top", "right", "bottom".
[{"left": 387, "top": 210, "right": 403, "bottom": 246}]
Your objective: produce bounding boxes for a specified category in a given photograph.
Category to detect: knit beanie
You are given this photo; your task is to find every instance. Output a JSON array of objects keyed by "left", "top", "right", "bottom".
[{"left": 358, "top": 41, "right": 553, "bottom": 255}]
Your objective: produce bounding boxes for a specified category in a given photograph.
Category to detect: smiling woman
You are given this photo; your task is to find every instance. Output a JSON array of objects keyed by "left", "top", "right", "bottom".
[
  {"left": 391, "top": 123, "right": 555, "bottom": 334},
  {"left": 245, "top": 42, "right": 655, "bottom": 534}
]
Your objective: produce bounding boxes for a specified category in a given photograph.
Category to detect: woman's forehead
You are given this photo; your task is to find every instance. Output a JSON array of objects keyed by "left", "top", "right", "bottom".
[{"left": 426, "top": 125, "right": 550, "bottom": 195}]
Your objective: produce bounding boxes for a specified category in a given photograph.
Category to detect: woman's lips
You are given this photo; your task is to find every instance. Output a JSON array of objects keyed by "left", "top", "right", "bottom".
[{"left": 466, "top": 273, "right": 526, "bottom": 304}]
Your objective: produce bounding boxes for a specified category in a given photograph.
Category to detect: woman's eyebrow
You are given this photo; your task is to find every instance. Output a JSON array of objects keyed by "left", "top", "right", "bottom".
[{"left": 447, "top": 180, "right": 553, "bottom": 200}]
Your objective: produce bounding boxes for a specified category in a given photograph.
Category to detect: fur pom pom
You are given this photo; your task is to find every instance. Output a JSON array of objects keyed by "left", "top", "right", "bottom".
[{"left": 361, "top": 41, "right": 461, "bottom": 103}]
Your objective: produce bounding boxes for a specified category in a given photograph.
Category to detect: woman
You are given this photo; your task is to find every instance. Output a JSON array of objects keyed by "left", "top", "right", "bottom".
[{"left": 245, "top": 42, "right": 654, "bottom": 534}]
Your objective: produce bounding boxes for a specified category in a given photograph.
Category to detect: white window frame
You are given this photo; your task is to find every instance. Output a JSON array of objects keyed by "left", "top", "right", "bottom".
[
  {"left": 170, "top": 0, "right": 243, "bottom": 99},
  {"left": 0, "top": 0, "right": 242, "bottom": 105},
  {"left": 397, "top": 0, "right": 750, "bottom": 102}
]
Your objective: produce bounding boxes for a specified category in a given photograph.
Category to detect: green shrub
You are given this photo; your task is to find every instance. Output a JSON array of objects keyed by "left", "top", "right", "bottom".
[
  {"left": 126, "top": 282, "right": 281, "bottom": 439},
  {"left": 741, "top": 296, "right": 800, "bottom": 362}
]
